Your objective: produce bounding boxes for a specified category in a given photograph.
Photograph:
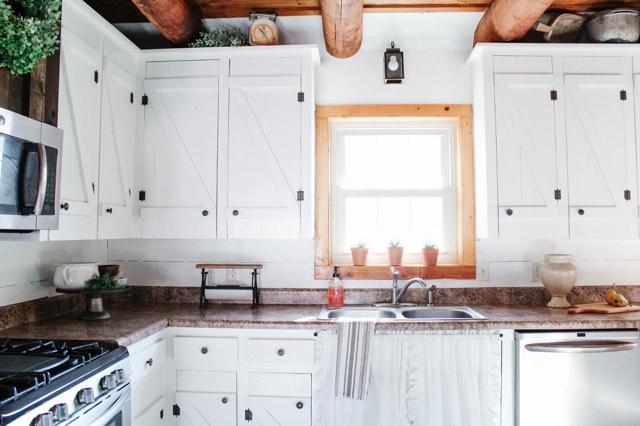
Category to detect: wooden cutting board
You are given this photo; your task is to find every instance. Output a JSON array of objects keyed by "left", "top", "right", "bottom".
[{"left": 568, "top": 302, "right": 640, "bottom": 314}]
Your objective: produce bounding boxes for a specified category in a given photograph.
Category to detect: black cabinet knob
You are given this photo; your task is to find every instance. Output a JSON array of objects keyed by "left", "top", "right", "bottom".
[
  {"left": 296, "top": 402, "right": 304, "bottom": 409},
  {"left": 202, "top": 210, "right": 208, "bottom": 216},
  {"left": 146, "top": 358, "right": 153, "bottom": 367},
  {"left": 233, "top": 210, "right": 239, "bottom": 216},
  {"left": 578, "top": 209, "right": 585, "bottom": 216},
  {"left": 61, "top": 202, "right": 69, "bottom": 211},
  {"left": 222, "top": 397, "right": 228, "bottom": 404},
  {"left": 506, "top": 208, "right": 513, "bottom": 216},
  {"left": 201, "top": 347, "right": 208, "bottom": 354},
  {"left": 106, "top": 207, "right": 113, "bottom": 214},
  {"left": 277, "top": 348, "right": 285, "bottom": 356}
]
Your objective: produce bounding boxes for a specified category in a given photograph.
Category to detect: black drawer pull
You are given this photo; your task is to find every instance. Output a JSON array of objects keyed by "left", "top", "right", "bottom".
[
  {"left": 277, "top": 348, "right": 285, "bottom": 356},
  {"left": 201, "top": 347, "right": 208, "bottom": 354},
  {"left": 233, "top": 210, "right": 239, "bottom": 216},
  {"left": 202, "top": 210, "right": 208, "bottom": 216},
  {"left": 146, "top": 358, "right": 153, "bottom": 367},
  {"left": 506, "top": 208, "right": 513, "bottom": 216},
  {"left": 61, "top": 202, "right": 69, "bottom": 211},
  {"left": 106, "top": 207, "right": 113, "bottom": 214},
  {"left": 578, "top": 209, "right": 585, "bottom": 216},
  {"left": 222, "top": 397, "right": 228, "bottom": 404},
  {"left": 296, "top": 402, "right": 304, "bottom": 409}
]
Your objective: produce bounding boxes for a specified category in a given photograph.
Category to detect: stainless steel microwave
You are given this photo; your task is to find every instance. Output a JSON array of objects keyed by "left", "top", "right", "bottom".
[{"left": 0, "top": 107, "right": 63, "bottom": 231}]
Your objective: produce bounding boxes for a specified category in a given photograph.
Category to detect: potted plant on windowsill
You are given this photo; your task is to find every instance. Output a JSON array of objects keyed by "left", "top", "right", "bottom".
[
  {"left": 387, "top": 239, "right": 404, "bottom": 266},
  {"left": 422, "top": 241, "right": 439, "bottom": 266},
  {"left": 350, "top": 241, "right": 368, "bottom": 266}
]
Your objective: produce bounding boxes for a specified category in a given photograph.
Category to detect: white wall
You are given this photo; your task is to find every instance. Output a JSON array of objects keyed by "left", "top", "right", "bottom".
[{"left": 0, "top": 237, "right": 107, "bottom": 306}]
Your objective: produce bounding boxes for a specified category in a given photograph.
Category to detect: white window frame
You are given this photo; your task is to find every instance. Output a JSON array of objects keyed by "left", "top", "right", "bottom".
[{"left": 330, "top": 118, "right": 459, "bottom": 265}]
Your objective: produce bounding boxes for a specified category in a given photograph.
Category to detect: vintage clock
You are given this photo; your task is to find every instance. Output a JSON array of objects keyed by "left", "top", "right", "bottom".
[{"left": 249, "top": 13, "right": 279, "bottom": 46}]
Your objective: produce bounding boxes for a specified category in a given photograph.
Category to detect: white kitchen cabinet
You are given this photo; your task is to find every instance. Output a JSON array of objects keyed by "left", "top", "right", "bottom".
[
  {"left": 493, "top": 56, "right": 568, "bottom": 239},
  {"left": 49, "top": 26, "right": 101, "bottom": 240},
  {"left": 128, "top": 331, "right": 168, "bottom": 426},
  {"left": 48, "top": 0, "right": 140, "bottom": 241},
  {"left": 563, "top": 56, "right": 638, "bottom": 238},
  {"left": 470, "top": 46, "right": 640, "bottom": 240},
  {"left": 220, "top": 58, "right": 308, "bottom": 239},
  {"left": 140, "top": 60, "right": 219, "bottom": 239},
  {"left": 167, "top": 328, "right": 316, "bottom": 426}
]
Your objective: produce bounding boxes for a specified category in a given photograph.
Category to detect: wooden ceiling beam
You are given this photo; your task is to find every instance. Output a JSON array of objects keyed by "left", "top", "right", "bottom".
[
  {"left": 320, "top": 0, "right": 364, "bottom": 58},
  {"left": 129, "top": 0, "right": 203, "bottom": 45},
  {"left": 473, "top": 0, "right": 553, "bottom": 44}
]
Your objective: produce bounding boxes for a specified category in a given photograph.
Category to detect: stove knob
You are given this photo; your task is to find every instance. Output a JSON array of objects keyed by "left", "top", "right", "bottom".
[
  {"left": 50, "top": 403, "right": 69, "bottom": 421},
  {"left": 77, "top": 387, "right": 95, "bottom": 404},
  {"left": 101, "top": 373, "right": 117, "bottom": 390},
  {"left": 33, "top": 412, "right": 53, "bottom": 426},
  {"left": 113, "top": 368, "right": 126, "bottom": 384}
]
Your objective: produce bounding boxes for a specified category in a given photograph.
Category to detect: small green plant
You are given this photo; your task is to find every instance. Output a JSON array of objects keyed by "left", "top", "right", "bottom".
[
  {"left": 424, "top": 241, "right": 438, "bottom": 249},
  {"left": 353, "top": 241, "right": 367, "bottom": 249},
  {"left": 188, "top": 25, "right": 249, "bottom": 48},
  {"left": 388, "top": 239, "right": 401, "bottom": 248},
  {"left": 0, "top": 0, "right": 61, "bottom": 74},
  {"left": 85, "top": 273, "right": 119, "bottom": 291}
]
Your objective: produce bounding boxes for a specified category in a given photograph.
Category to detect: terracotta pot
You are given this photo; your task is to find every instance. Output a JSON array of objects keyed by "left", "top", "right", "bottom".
[
  {"left": 387, "top": 247, "right": 404, "bottom": 266},
  {"left": 351, "top": 247, "right": 368, "bottom": 266},
  {"left": 422, "top": 248, "right": 439, "bottom": 266}
]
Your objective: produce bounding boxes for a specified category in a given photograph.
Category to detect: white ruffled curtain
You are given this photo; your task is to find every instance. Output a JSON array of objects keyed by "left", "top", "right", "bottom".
[{"left": 313, "top": 330, "right": 502, "bottom": 426}]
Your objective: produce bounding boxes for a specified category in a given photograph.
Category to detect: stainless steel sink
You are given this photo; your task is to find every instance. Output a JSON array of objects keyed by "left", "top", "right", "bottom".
[{"left": 317, "top": 305, "right": 485, "bottom": 321}]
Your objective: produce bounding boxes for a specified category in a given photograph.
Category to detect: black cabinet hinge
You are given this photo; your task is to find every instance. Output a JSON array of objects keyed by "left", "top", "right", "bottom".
[
  {"left": 550, "top": 90, "right": 557, "bottom": 101},
  {"left": 94, "top": 70, "right": 99, "bottom": 84},
  {"left": 245, "top": 409, "right": 253, "bottom": 421},
  {"left": 130, "top": 92, "right": 134, "bottom": 104},
  {"left": 554, "top": 189, "right": 561, "bottom": 200},
  {"left": 621, "top": 90, "right": 627, "bottom": 101},
  {"left": 297, "top": 190, "right": 304, "bottom": 201},
  {"left": 160, "top": 409, "right": 163, "bottom": 419},
  {"left": 625, "top": 189, "right": 631, "bottom": 200},
  {"left": 92, "top": 182, "right": 95, "bottom": 194},
  {"left": 297, "top": 92, "right": 304, "bottom": 102},
  {"left": 139, "top": 190, "right": 146, "bottom": 201},
  {"left": 142, "top": 94, "right": 148, "bottom": 105},
  {"left": 173, "top": 404, "right": 180, "bottom": 416}
]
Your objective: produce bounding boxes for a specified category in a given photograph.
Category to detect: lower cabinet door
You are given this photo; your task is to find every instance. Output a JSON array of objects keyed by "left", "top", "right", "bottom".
[
  {"left": 244, "top": 396, "right": 311, "bottom": 426},
  {"left": 175, "top": 392, "right": 236, "bottom": 426},
  {"left": 133, "top": 397, "right": 166, "bottom": 426}
]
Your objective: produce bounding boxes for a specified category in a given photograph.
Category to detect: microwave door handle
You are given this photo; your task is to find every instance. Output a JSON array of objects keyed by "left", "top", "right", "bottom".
[
  {"left": 33, "top": 143, "right": 47, "bottom": 215},
  {"left": 525, "top": 341, "right": 637, "bottom": 354}
]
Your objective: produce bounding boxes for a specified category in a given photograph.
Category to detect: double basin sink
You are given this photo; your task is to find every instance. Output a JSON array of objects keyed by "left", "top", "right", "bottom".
[{"left": 317, "top": 304, "right": 485, "bottom": 321}]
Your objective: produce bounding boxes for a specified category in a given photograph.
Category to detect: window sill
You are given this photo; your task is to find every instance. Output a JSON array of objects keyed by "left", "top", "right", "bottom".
[{"left": 314, "top": 265, "right": 476, "bottom": 281}]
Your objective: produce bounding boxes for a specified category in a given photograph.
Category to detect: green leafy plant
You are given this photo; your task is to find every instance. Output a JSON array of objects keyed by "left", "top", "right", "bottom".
[
  {"left": 188, "top": 25, "right": 249, "bottom": 48},
  {"left": 0, "top": 0, "right": 61, "bottom": 75},
  {"left": 423, "top": 241, "right": 438, "bottom": 249},
  {"left": 388, "top": 239, "right": 401, "bottom": 248},
  {"left": 85, "top": 273, "right": 119, "bottom": 291},
  {"left": 353, "top": 241, "right": 367, "bottom": 249}
]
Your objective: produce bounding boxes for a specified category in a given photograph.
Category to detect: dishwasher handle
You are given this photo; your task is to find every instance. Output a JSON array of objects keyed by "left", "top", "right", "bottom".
[{"left": 525, "top": 340, "right": 637, "bottom": 354}]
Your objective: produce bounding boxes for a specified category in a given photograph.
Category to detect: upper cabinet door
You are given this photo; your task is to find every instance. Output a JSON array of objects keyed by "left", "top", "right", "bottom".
[
  {"left": 563, "top": 57, "right": 638, "bottom": 238},
  {"left": 222, "top": 59, "right": 302, "bottom": 239},
  {"left": 49, "top": 28, "right": 102, "bottom": 240},
  {"left": 493, "top": 56, "right": 568, "bottom": 239},
  {"left": 97, "top": 58, "right": 137, "bottom": 239},
  {"left": 141, "top": 61, "right": 219, "bottom": 239}
]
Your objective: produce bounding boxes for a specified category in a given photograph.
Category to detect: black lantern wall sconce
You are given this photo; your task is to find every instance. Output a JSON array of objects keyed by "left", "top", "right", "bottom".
[{"left": 384, "top": 42, "right": 404, "bottom": 84}]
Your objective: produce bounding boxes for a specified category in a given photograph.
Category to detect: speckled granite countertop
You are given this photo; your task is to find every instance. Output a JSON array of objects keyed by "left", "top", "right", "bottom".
[{"left": 2, "top": 303, "right": 640, "bottom": 347}]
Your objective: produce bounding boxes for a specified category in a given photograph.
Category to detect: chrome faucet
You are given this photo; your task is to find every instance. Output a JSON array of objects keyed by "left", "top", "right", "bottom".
[{"left": 391, "top": 271, "right": 437, "bottom": 305}]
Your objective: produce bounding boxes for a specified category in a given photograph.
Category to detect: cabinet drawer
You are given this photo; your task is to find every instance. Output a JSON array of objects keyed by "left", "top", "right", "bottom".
[
  {"left": 247, "top": 339, "right": 314, "bottom": 365},
  {"left": 174, "top": 336, "right": 238, "bottom": 369},
  {"left": 129, "top": 338, "right": 166, "bottom": 382},
  {"left": 176, "top": 370, "right": 236, "bottom": 393},
  {"left": 248, "top": 373, "right": 311, "bottom": 397}
]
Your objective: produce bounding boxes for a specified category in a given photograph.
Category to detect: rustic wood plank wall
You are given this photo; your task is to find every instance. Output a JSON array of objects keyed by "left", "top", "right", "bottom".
[{"left": 0, "top": 52, "right": 60, "bottom": 126}]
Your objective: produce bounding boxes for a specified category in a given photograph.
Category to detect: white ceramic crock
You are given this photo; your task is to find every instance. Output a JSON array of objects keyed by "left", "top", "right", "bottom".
[
  {"left": 540, "top": 254, "right": 578, "bottom": 308},
  {"left": 53, "top": 263, "right": 99, "bottom": 289}
]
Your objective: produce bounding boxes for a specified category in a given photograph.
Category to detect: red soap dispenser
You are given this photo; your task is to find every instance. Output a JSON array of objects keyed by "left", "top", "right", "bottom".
[{"left": 328, "top": 266, "right": 344, "bottom": 307}]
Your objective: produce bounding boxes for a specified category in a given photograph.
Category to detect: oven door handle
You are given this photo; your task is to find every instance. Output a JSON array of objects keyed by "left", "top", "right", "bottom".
[
  {"left": 525, "top": 340, "right": 637, "bottom": 354},
  {"left": 88, "top": 386, "right": 130, "bottom": 425}
]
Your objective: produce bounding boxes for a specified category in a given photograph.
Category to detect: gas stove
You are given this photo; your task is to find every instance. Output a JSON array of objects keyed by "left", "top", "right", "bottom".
[{"left": 0, "top": 339, "right": 131, "bottom": 425}]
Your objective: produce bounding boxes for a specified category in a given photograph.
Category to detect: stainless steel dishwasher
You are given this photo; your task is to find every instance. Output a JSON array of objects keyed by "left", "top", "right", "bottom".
[{"left": 516, "top": 329, "right": 640, "bottom": 426}]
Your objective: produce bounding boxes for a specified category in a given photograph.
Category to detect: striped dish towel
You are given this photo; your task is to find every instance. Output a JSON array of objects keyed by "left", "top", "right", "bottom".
[{"left": 335, "top": 320, "right": 376, "bottom": 400}]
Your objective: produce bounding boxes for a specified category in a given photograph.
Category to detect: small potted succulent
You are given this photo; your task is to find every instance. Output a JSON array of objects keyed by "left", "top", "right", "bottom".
[
  {"left": 350, "top": 241, "right": 369, "bottom": 266},
  {"left": 387, "top": 239, "right": 404, "bottom": 266},
  {"left": 422, "top": 241, "right": 439, "bottom": 266}
]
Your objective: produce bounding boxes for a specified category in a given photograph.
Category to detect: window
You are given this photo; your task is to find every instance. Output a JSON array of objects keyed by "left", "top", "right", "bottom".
[
  {"left": 331, "top": 119, "right": 459, "bottom": 265},
  {"left": 315, "top": 105, "right": 475, "bottom": 280}
]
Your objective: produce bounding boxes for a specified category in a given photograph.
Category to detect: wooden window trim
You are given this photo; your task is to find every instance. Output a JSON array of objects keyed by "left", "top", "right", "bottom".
[{"left": 314, "top": 105, "right": 476, "bottom": 281}]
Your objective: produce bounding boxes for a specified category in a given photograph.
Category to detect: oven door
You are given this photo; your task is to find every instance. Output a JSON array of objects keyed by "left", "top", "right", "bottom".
[{"left": 66, "top": 384, "right": 131, "bottom": 426}]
